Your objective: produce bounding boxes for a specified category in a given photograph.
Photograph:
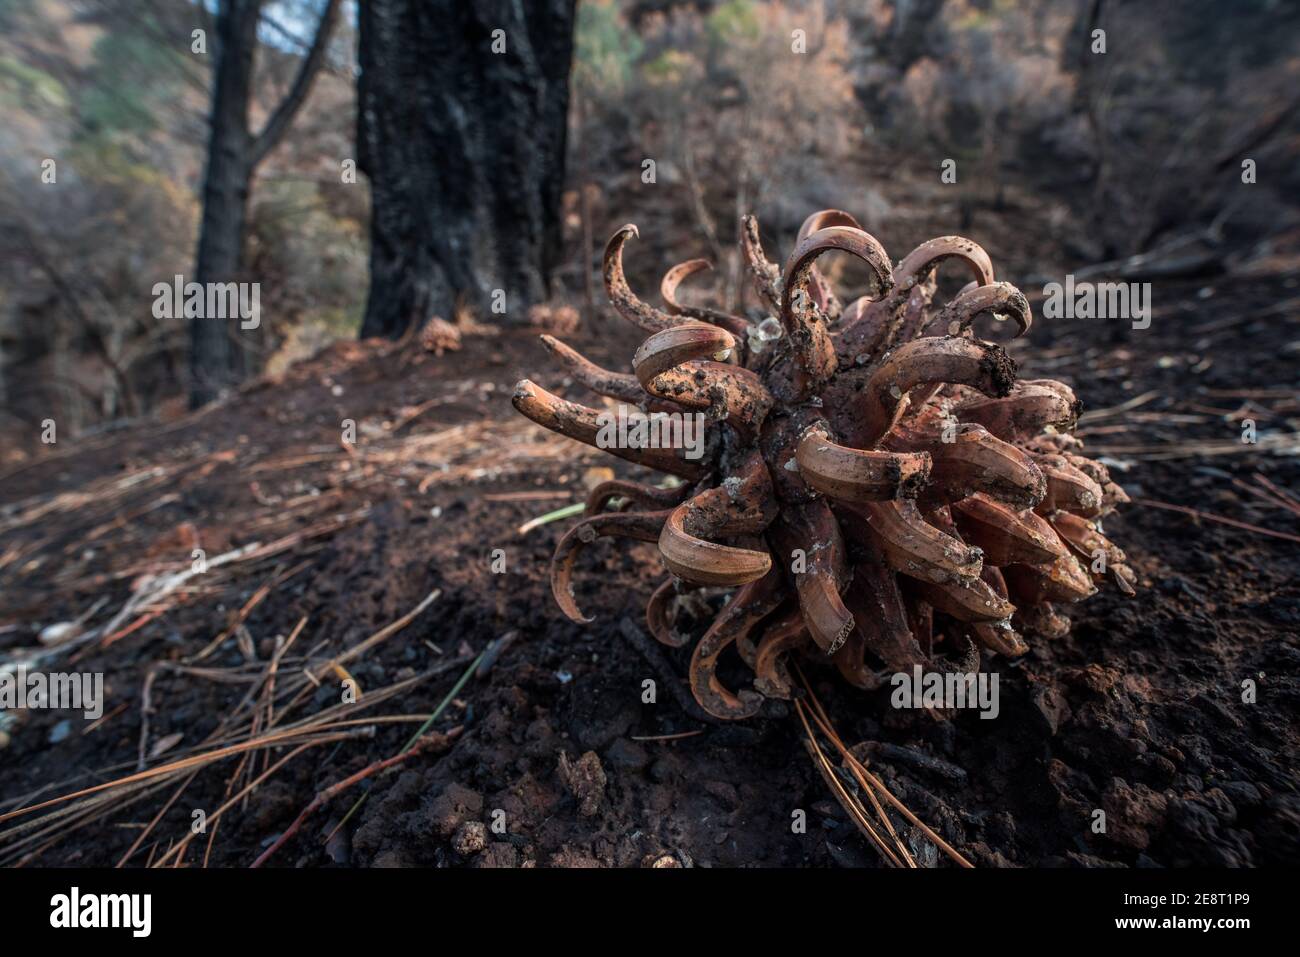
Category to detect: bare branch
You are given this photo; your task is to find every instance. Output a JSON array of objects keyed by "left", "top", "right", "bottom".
[{"left": 249, "top": 0, "right": 341, "bottom": 168}]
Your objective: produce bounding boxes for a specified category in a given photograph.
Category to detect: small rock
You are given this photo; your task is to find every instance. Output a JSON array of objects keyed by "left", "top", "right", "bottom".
[
  {"left": 702, "top": 780, "right": 739, "bottom": 809},
  {"left": 1030, "top": 678, "right": 1071, "bottom": 735},
  {"left": 1220, "top": 780, "right": 1262, "bottom": 809},
  {"left": 38, "top": 621, "right": 82, "bottom": 646},
  {"left": 370, "top": 850, "right": 410, "bottom": 868},
  {"left": 603, "top": 738, "right": 649, "bottom": 771},
  {"left": 451, "top": 820, "right": 488, "bottom": 856},
  {"left": 1200, "top": 787, "right": 1238, "bottom": 826},
  {"left": 48, "top": 720, "right": 72, "bottom": 744},
  {"left": 548, "top": 847, "right": 602, "bottom": 868},
  {"left": 1102, "top": 778, "right": 1169, "bottom": 851},
  {"left": 477, "top": 842, "right": 519, "bottom": 868}
]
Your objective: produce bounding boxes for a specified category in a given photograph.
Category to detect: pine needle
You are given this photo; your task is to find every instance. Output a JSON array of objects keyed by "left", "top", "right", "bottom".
[
  {"left": 322, "top": 649, "right": 488, "bottom": 848},
  {"left": 794, "top": 666, "right": 974, "bottom": 869},
  {"left": 516, "top": 501, "right": 584, "bottom": 535}
]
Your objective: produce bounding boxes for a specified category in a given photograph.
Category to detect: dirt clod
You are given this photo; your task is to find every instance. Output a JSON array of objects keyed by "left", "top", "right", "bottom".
[
  {"left": 558, "top": 750, "right": 607, "bottom": 817},
  {"left": 452, "top": 820, "right": 488, "bottom": 856},
  {"left": 426, "top": 783, "right": 484, "bottom": 839}
]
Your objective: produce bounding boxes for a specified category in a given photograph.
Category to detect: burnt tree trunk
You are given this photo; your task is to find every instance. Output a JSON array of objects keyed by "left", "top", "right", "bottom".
[
  {"left": 357, "top": 0, "right": 577, "bottom": 339},
  {"left": 190, "top": 0, "right": 340, "bottom": 408},
  {"left": 190, "top": 0, "right": 259, "bottom": 406}
]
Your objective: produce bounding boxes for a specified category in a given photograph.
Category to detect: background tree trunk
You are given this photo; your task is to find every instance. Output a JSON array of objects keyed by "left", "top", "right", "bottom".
[
  {"left": 190, "top": 0, "right": 340, "bottom": 408},
  {"left": 357, "top": 0, "right": 578, "bottom": 339},
  {"left": 190, "top": 0, "right": 259, "bottom": 407}
]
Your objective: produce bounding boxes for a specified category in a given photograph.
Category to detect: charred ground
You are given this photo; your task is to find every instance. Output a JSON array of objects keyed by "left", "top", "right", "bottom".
[{"left": 1, "top": 222, "right": 1297, "bottom": 868}]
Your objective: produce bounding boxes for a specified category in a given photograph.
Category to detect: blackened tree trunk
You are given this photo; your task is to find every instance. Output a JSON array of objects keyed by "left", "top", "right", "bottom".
[
  {"left": 357, "top": 0, "right": 577, "bottom": 339},
  {"left": 191, "top": 0, "right": 259, "bottom": 407},
  {"left": 190, "top": 0, "right": 340, "bottom": 408}
]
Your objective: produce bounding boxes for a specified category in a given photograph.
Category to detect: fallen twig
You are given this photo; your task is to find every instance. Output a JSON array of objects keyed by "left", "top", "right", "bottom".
[
  {"left": 1137, "top": 498, "right": 1300, "bottom": 544},
  {"left": 250, "top": 727, "right": 462, "bottom": 868},
  {"left": 310, "top": 588, "right": 441, "bottom": 681}
]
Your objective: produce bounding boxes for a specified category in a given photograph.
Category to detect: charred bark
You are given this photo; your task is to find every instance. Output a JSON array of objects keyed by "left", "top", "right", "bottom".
[
  {"left": 190, "top": 0, "right": 340, "bottom": 408},
  {"left": 356, "top": 0, "right": 577, "bottom": 339},
  {"left": 190, "top": 0, "right": 258, "bottom": 407}
]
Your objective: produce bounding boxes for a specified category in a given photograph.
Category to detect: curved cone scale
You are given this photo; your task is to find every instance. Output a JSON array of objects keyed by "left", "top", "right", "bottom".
[
  {"left": 1050, "top": 510, "right": 1138, "bottom": 596},
  {"left": 768, "top": 499, "right": 855, "bottom": 653},
  {"left": 633, "top": 322, "right": 736, "bottom": 388},
  {"left": 740, "top": 214, "right": 783, "bottom": 312},
  {"left": 752, "top": 610, "right": 810, "bottom": 699},
  {"left": 951, "top": 494, "right": 1067, "bottom": 566},
  {"left": 643, "top": 361, "right": 774, "bottom": 434},
  {"left": 585, "top": 478, "right": 690, "bottom": 517},
  {"left": 894, "top": 235, "right": 995, "bottom": 289},
  {"left": 895, "top": 422, "right": 1045, "bottom": 509},
  {"left": 1063, "top": 452, "right": 1131, "bottom": 513},
  {"left": 1003, "top": 553, "right": 1097, "bottom": 605},
  {"left": 929, "top": 281, "right": 1032, "bottom": 338},
  {"left": 798, "top": 571, "right": 855, "bottom": 654},
  {"left": 540, "top": 335, "right": 645, "bottom": 404},
  {"left": 603, "top": 225, "right": 682, "bottom": 333},
  {"left": 842, "top": 560, "right": 927, "bottom": 673},
  {"left": 1016, "top": 601, "right": 1072, "bottom": 639},
  {"left": 688, "top": 570, "right": 783, "bottom": 720},
  {"left": 659, "top": 503, "right": 772, "bottom": 586},
  {"left": 549, "top": 511, "right": 670, "bottom": 624},
  {"left": 967, "top": 566, "right": 1029, "bottom": 656},
  {"left": 795, "top": 429, "right": 931, "bottom": 503},
  {"left": 659, "top": 259, "right": 750, "bottom": 338},
  {"left": 1034, "top": 453, "right": 1106, "bottom": 517},
  {"left": 908, "top": 574, "right": 1014, "bottom": 623},
  {"left": 513, "top": 379, "right": 707, "bottom": 480},
  {"left": 857, "top": 499, "right": 984, "bottom": 585},
  {"left": 646, "top": 579, "right": 694, "bottom": 648},
  {"left": 781, "top": 225, "right": 893, "bottom": 392},
  {"left": 795, "top": 210, "right": 863, "bottom": 317},
  {"left": 958, "top": 383, "right": 1080, "bottom": 443},
  {"left": 859, "top": 336, "right": 1016, "bottom": 446}
]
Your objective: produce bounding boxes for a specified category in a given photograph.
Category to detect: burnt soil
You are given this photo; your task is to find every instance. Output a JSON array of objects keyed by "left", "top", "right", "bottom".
[{"left": 1, "top": 231, "right": 1298, "bottom": 868}]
